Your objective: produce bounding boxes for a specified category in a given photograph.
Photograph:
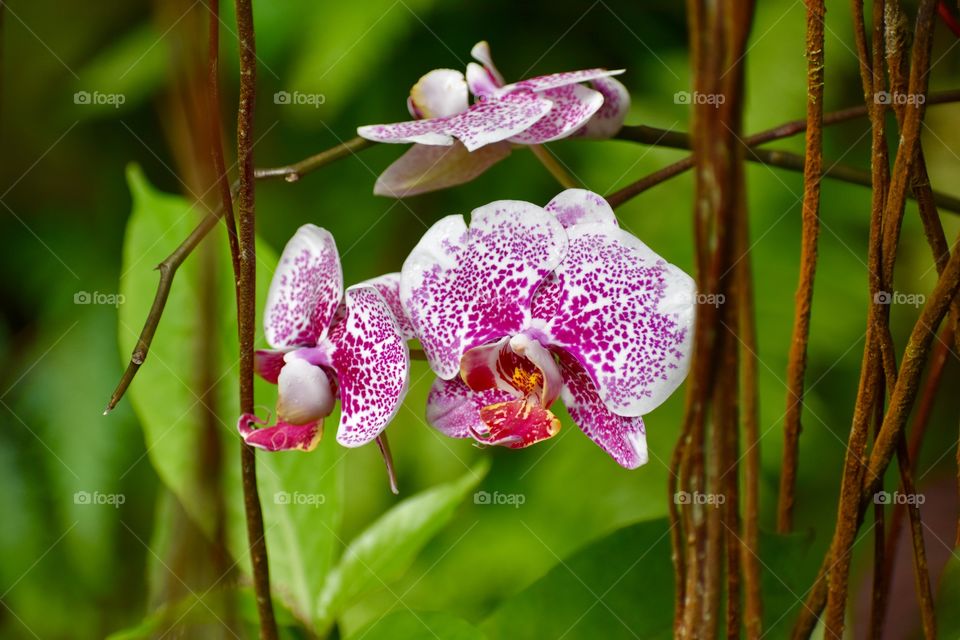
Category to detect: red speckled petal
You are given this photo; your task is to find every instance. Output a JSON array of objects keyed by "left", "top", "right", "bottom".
[
  {"left": 557, "top": 350, "right": 647, "bottom": 469},
  {"left": 426, "top": 376, "right": 513, "bottom": 439},
  {"left": 327, "top": 285, "right": 410, "bottom": 447},
  {"left": 237, "top": 413, "right": 324, "bottom": 452},
  {"left": 473, "top": 398, "right": 561, "bottom": 449},
  {"left": 400, "top": 201, "right": 567, "bottom": 379},
  {"left": 264, "top": 225, "right": 342, "bottom": 348}
]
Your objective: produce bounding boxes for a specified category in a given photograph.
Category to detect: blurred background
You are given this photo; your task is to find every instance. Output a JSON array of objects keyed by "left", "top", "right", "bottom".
[{"left": 1, "top": 0, "right": 959, "bottom": 637}]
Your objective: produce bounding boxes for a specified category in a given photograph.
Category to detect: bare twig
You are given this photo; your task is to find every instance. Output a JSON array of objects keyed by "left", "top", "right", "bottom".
[
  {"left": 776, "top": 0, "right": 825, "bottom": 534},
  {"left": 231, "top": 0, "right": 278, "bottom": 637}
]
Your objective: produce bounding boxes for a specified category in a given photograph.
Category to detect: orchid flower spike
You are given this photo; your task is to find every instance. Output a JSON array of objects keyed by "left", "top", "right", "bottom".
[
  {"left": 400, "top": 190, "right": 695, "bottom": 469},
  {"left": 238, "top": 225, "right": 413, "bottom": 490},
  {"left": 358, "top": 41, "right": 631, "bottom": 197}
]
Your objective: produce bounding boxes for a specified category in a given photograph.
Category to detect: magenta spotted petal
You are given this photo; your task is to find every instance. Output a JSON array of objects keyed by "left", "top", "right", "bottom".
[
  {"left": 557, "top": 350, "right": 647, "bottom": 468},
  {"left": 400, "top": 201, "right": 567, "bottom": 379},
  {"left": 508, "top": 84, "right": 603, "bottom": 144},
  {"left": 575, "top": 75, "right": 631, "bottom": 139},
  {"left": 466, "top": 41, "right": 504, "bottom": 98},
  {"left": 327, "top": 285, "right": 410, "bottom": 447},
  {"left": 544, "top": 188, "right": 619, "bottom": 229},
  {"left": 358, "top": 91, "right": 553, "bottom": 152},
  {"left": 238, "top": 413, "right": 324, "bottom": 452},
  {"left": 538, "top": 222, "right": 695, "bottom": 417},
  {"left": 426, "top": 377, "right": 513, "bottom": 439},
  {"left": 358, "top": 272, "right": 417, "bottom": 340},
  {"left": 494, "top": 68, "right": 625, "bottom": 97},
  {"left": 264, "top": 225, "right": 342, "bottom": 349}
]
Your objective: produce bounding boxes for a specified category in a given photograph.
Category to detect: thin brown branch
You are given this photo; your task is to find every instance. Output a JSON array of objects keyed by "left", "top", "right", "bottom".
[
  {"left": 232, "top": 0, "right": 278, "bottom": 636},
  {"left": 824, "top": 2, "right": 938, "bottom": 634},
  {"left": 776, "top": 0, "right": 825, "bottom": 534},
  {"left": 254, "top": 136, "right": 374, "bottom": 181}
]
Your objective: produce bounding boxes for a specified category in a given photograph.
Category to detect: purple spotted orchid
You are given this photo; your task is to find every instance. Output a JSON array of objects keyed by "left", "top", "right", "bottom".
[
  {"left": 357, "top": 41, "right": 630, "bottom": 198},
  {"left": 237, "top": 224, "right": 412, "bottom": 469},
  {"left": 400, "top": 189, "right": 695, "bottom": 469}
]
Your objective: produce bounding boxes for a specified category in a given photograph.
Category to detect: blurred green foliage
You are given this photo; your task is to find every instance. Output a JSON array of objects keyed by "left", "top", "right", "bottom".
[{"left": 2, "top": 0, "right": 959, "bottom": 638}]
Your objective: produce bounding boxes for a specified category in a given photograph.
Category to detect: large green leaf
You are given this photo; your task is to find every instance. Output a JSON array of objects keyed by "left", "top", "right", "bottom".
[
  {"left": 316, "top": 461, "right": 490, "bottom": 633},
  {"left": 481, "top": 518, "right": 817, "bottom": 640},
  {"left": 936, "top": 550, "right": 960, "bottom": 636},
  {"left": 118, "top": 165, "right": 343, "bottom": 622},
  {"left": 348, "top": 611, "right": 486, "bottom": 640}
]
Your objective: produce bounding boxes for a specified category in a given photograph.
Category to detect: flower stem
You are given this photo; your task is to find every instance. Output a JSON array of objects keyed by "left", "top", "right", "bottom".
[{"left": 528, "top": 144, "right": 582, "bottom": 189}]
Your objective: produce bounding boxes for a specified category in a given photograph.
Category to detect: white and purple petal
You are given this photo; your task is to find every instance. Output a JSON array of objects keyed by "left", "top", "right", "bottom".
[
  {"left": 557, "top": 350, "right": 647, "bottom": 469},
  {"left": 545, "top": 188, "right": 619, "bottom": 229},
  {"left": 575, "top": 75, "right": 631, "bottom": 139},
  {"left": 255, "top": 348, "right": 288, "bottom": 384},
  {"left": 494, "top": 68, "right": 625, "bottom": 97},
  {"left": 408, "top": 68, "right": 469, "bottom": 119},
  {"left": 468, "top": 41, "right": 504, "bottom": 96},
  {"left": 357, "top": 272, "right": 417, "bottom": 340},
  {"left": 538, "top": 222, "right": 695, "bottom": 417},
  {"left": 358, "top": 91, "right": 553, "bottom": 151},
  {"left": 400, "top": 201, "right": 568, "bottom": 379},
  {"left": 508, "top": 84, "right": 604, "bottom": 144},
  {"left": 373, "top": 141, "right": 511, "bottom": 198},
  {"left": 275, "top": 358, "right": 336, "bottom": 425},
  {"left": 264, "top": 225, "right": 343, "bottom": 349},
  {"left": 326, "top": 285, "right": 410, "bottom": 447}
]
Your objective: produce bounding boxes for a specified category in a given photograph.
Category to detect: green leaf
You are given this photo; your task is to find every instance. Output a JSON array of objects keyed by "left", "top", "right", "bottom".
[
  {"left": 936, "top": 550, "right": 960, "bottom": 636},
  {"left": 348, "top": 611, "right": 486, "bottom": 640},
  {"left": 481, "top": 518, "right": 817, "bottom": 640},
  {"left": 118, "top": 165, "right": 343, "bottom": 622},
  {"left": 316, "top": 460, "right": 490, "bottom": 632}
]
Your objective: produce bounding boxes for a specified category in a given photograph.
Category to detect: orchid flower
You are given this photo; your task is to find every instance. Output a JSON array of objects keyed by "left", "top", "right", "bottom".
[
  {"left": 357, "top": 41, "right": 631, "bottom": 197},
  {"left": 237, "top": 224, "right": 411, "bottom": 470},
  {"left": 400, "top": 189, "right": 695, "bottom": 468}
]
